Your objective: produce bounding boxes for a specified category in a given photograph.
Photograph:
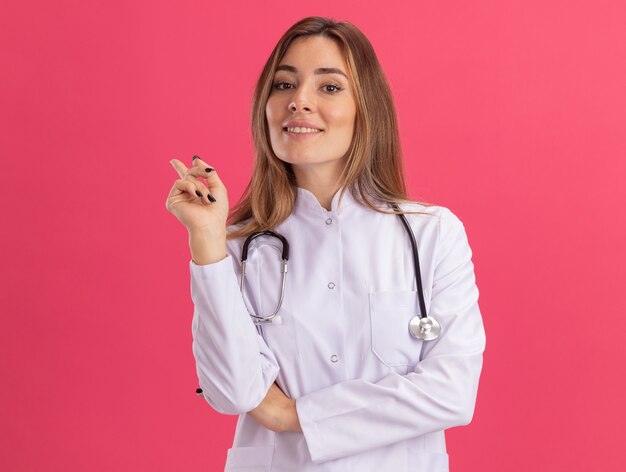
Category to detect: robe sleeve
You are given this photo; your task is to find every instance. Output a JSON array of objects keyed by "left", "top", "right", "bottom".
[
  {"left": 190, "top": 240, "right": 280, "bottom": 415},
  {"left": 295, "top": 209, "right": 486, "bottom": 463}
]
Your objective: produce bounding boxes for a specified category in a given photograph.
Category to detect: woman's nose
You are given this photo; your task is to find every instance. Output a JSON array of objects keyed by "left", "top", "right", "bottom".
[
  {"left": 289, "top": 101, "right": 310, "bottom": 112},
  {"left": 288, "top": 85, "right": 314, "bottom": 113}
]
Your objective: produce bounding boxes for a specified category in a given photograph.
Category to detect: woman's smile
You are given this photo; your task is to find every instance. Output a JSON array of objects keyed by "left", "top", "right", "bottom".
[
  {"left": 282, "top": 119, "right": 325, "bottom": 138},
  {"left": 283, "top": 128, "right": 324, "bottom": 139}
]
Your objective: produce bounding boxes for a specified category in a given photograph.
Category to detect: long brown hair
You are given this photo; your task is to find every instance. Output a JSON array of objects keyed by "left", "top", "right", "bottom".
[{"left": 228, "top": 16, "right": 430, "bottom": 239}]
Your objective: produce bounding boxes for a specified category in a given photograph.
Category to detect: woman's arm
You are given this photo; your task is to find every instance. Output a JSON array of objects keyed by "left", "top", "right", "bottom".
[
  {"left": 246, "top": 382, "right": 302, "bottom": 433},
  {"left": 165, "top": 157, "right": 280, "bottom": 416},
  {"left": 190, "top": 247, "right": 281, "bottom": 415}
]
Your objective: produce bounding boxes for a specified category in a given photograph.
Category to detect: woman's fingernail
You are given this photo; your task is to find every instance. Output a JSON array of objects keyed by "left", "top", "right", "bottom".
[
  {"left": 192, "top": 155, "right": 200, "bottom": 161},
  {"left": 207, "top": 193, "right": 217, "bottom": 203},
  {"left": 205, "top": 168, "right": 214, "bottom": 173},
  {"left": 195, "top": 190, "right": 202, "bottom": 197}
]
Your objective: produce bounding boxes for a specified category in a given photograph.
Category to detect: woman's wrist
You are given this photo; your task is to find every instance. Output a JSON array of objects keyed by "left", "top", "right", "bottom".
[
  {"left": 283, "top": 399, "right": 302, "bottom": 433},
  {"left": 188, "top": 227, "right": 227, "bottom": 265}
]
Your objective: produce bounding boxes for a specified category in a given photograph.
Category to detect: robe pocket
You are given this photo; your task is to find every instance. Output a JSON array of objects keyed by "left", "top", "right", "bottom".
[
  {"left": 225, "top": 445, "right": 274, "bottom": 471},
  {"left": 369, "top": 290, "right": 424, "bottom": 367}
]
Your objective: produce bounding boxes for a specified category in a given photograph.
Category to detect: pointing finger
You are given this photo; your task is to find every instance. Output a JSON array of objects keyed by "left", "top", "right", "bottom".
[{"left": 170, "top": 159, "right": 188, "bottom": 179}]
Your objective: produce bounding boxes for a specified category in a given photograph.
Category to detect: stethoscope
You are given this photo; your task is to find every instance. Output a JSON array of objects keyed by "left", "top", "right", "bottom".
[
  {"left": 239, "top": 203, "right": 441, "bottom": 341},
  {"left": 196, "top": 203, "right": 441, "bottom": 398}
]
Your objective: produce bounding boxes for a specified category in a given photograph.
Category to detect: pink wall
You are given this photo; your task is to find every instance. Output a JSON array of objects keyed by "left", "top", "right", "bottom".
[{"left": 2, "top": 1, "right": 625, "bottom": 470}]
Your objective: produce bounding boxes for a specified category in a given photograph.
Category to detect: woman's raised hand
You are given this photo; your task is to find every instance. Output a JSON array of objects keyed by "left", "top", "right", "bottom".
[
  {"left": 165, "top": 156, "right": 229, "bottom": 234},
  {"left": 166, "top": 156, "right": 229, "bottom": 265}
]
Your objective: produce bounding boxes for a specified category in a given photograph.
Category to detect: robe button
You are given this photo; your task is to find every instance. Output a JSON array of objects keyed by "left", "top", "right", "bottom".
[
  {"left": 325, "top": 218, "right": 333, "bottom": 225},
  {"left": 328, "top": 282, "right": 336, "bottom": 289},
  {"left": 330, "top": 355, "right": 339, "bottom": 363}
]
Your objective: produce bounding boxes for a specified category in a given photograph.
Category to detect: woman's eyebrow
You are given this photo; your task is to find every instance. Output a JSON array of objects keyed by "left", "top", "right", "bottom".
[{"left": 276, "top": 64, "right": 348, "bottom": 79}]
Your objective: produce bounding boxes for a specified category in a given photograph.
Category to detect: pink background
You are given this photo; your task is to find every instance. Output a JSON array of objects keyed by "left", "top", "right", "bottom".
[{"left": 2, "top": 0, "right": 625, "bottom": 470}]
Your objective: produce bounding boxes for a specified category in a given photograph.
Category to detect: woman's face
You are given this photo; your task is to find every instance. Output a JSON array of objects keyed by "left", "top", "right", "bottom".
[{"left": 265, "top": 35, "right": 357, "bottom": 182}]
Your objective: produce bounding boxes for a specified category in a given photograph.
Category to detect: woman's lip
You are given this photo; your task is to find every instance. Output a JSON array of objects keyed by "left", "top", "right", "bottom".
[
  {"left": 282, "top": 126, "right": 324, "bottom": 131},
  {"left": 282, "top": 120, "right": 324, "bottom": 129},
  {"left": 282, "top": 128, "right": 324, "bottom": 139}
]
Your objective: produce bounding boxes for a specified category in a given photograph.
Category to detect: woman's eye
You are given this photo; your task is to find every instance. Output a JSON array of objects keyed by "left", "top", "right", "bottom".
[
  {"left": 272, "top": 82, "right": 293, "bottom": 90},
  {"left": 323, "top": 84, "right": 342, "bottom": 93},
  {"left": 271, "top": 82, "right": 342, "bottom": 93}
]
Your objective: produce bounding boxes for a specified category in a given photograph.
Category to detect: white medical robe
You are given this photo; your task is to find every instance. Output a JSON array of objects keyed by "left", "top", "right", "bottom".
[{"left": 190, "top": 187, "right": 486, "bottom": 471}]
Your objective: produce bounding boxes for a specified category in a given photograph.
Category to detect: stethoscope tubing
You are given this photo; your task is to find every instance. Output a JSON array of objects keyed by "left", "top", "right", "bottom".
[
  {"left": 196, "top": 203, "right": 436, "bottom": 397},
  {"left": 238, "top": 204, "right": 429, "bottom": 323},
  {"left": 391, "top": 204, "right": 428, "bottom": 320},
  {"left": 240, "top": 230, "right": 289, "bottom": 324}
]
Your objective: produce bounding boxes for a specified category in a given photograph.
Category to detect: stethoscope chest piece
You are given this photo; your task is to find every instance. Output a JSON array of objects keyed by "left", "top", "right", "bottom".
[{"left": 409, "top": 315, "right": 441, "bottom": 341}]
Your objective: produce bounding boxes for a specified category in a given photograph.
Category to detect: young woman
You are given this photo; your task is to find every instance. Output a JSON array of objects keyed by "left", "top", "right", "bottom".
[{"left": 166, "top": 16, "right": 485, "bottom": 472}]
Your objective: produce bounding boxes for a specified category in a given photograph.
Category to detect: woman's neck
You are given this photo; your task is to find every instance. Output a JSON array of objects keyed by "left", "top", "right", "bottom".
[
  {"left": 298, "top": 184, "right": 340, "bottom": 211},
  {"left": 293, "top": 164, "right": 343, "bottom": 211}
]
